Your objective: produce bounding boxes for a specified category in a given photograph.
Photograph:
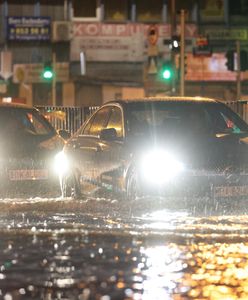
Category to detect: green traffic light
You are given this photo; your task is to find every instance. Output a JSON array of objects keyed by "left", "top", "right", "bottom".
[
  {"left": 161, "top": 61, "right": 173, "bottom": 80},
  {"left": 162, "top": 69, "right": 172, "bottom": 80},
  {"left": 43, "top": 69, "right": 53, "bottom": 79}
]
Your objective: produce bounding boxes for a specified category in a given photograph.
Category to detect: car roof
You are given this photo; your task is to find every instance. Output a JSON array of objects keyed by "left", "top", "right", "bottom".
[
  {"left": 105, "top": 96, "right": 220, "bottom": 106},
  {"left": 0, "top": 102, "right": 36, "bottom": 110}
]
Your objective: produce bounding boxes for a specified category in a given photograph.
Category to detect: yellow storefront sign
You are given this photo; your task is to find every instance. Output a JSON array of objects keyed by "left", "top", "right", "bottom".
[{"left": 205, "top": 29, "right": 248, "bottom": 40}]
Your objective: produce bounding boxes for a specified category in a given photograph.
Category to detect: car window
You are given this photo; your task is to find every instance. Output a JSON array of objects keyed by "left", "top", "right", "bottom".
[
  {"left": 126, "top": 101, "right": 248, "bottom": 137},
  {"left": 83, "top": 106, "right": 111, "bottom": 136},
  {"left": 207, "top": 103, "right": 248, "bottom": 134},
  {"left": 127, "top": 102, "right": 211, "bottom": 136},
  {"left": 106, "top": 106, "right": 123, "bottom": 138},
  {"left": 0, "top": 108, "right": 54, "bottom": 136},
  {"left": 26, "top": 112, "right": 53, "bottom": 134}
]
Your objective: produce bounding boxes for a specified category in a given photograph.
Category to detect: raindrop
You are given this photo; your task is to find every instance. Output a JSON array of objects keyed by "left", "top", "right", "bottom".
[
  {"left": 98, "top": 248, "right": 103, "bottom": 254},
  {"left": 101, "top": 296, "right": 110, "bottom": 300},
  {"left": 27, "top": 285, "right": 34, "bottom": 292},
  {"left": 109, "top": 275, "right": 116, "bottom": 282},
  {"left": 125, "top": 289, "right": 134, "bottom": 297},
  {"left": 101, "top": 282, "right": 107, "bottom": 288},
  {"left": 19, "top": 288, "right": 25, "bottom": 295},
  {"left": 31, "top": 226, "right": 36, "bottom": 232},
  {"left": 4, "top": 294, "right": 12, "bottom": 300}
]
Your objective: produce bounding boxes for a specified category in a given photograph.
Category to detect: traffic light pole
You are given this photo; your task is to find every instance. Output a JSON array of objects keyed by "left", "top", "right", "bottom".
[
  {"left": 52, "top": 51, "right": 56, "bottom": 106},
  {"left": 236, "top": 40, "right": 241, "bottom": 100},
  {"left": 171, "top": 0, "right": 176, "bottom": 94},
  {"left": 180, "top": 9, "right": 185, "bottom": 96}
]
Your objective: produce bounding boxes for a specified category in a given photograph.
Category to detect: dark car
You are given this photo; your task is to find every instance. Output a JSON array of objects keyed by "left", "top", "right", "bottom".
[
  {"left": 55, "top": 97, "right": 248, "bottom": 203},
  {"left": 0, "top": 102, "right": 66, "bottom": 197}
]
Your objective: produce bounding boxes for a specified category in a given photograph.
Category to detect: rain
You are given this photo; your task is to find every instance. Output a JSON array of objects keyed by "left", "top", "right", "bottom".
[{"left": 1, "top": 190, "right": 248, "bottom": 299}]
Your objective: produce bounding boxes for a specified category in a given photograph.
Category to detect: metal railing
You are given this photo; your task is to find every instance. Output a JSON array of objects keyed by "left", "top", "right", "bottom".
[
  {"left": 37, "top": 106, "right": 98, "bottom": 135},
  {"left": 224, "top": 101, "right": 248, "bottom": 123}
]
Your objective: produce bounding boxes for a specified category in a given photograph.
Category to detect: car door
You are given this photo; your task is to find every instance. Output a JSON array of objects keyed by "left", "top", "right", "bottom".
[
  {"left": 96, "top": 105, "right": 125, "bottom": 190},
  {"left": 67, "top": 106, "right": 112, "bottom": 185}
]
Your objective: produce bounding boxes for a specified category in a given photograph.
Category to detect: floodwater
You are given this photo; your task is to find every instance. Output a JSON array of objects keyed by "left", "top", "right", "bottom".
[{"left": 1, "top": 195, "right": 248, "bottom": 299}]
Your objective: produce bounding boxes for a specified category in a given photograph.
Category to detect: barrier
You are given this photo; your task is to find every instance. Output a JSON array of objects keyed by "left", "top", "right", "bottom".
[
  {"left": 223, "top": 101, "right": 248, "bottom": 123},
  {"left": 37, "top": 106, "right": 98, "bottom": 135}
]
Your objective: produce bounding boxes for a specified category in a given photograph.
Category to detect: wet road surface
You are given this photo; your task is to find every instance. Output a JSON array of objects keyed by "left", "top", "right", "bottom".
[{"left": 1, "top": 195, "right": 248, "bottom": 299}]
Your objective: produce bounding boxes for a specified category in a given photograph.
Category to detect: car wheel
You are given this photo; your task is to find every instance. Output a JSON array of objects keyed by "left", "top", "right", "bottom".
[
  {"left": 126, "top": 169, "right": 142, "bottom": 201},
  {"left": 60, "top": 172, "right": 81, "bottom": 199}
]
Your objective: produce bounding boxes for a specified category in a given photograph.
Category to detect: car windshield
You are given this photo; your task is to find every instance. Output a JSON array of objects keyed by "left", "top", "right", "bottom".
[
  {"left": 0, "top": 107, "right": 55, "bottom": 136},
  {"left": 126, "top": 101, "right": 248, "bottom": 137}
]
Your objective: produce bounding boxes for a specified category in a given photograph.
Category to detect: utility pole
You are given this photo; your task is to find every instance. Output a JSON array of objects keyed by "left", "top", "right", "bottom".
[
  {"left": 180, "top": 9, "right": 185, "bottom": 96},
  {"left": 236, "top": 40, "right": 241, "bottom": 100},
  {"left": 52, "top": 51, "right": 56, "bottom": 106},
  {"left": 171, "top": 0, "right": 176, "bottom": 94}
]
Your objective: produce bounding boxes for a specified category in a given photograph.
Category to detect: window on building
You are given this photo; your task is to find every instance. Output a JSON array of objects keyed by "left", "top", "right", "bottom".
[
  {"left": 73, "top": 0, "right": 98, "bottom": 18},
  {"left": 229, "top": 0, "right": 248, "bottom": 16},
  {"left": 7, "top": 0, "right": 35, "bottom": 16},
  {"left": 199, "top": 0, "right": 225, "bottom": 23},
  {"left": 136, "top": 0, "right": 163, "bottom": 22},
  {"left": 40, "top": 0, "right": 62, "bottom": 5},
  {"left": 104, "top": 0, "right": 130, "bottom": 21},
  {"left": 229, "top": 0, "right": 248, "bottom": 24}
]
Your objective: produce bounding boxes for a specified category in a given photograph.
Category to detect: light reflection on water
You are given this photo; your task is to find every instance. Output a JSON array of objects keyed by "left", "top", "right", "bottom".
[{"left": 0, "top": 196, "right": 248, "bottom": 298}]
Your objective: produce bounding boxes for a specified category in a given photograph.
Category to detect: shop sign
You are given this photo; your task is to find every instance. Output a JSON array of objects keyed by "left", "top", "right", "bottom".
[
  {"left": 204, "top": 29, "right": 248, "bottom": 40},
  {"left": 71, "top": 22, "right": 197, "bottom": 62},
  {"left": 13, "top": 63, "right": 69, "bottom": 83},
  {"left": 185, "top": 53, "right": 248, "bottom": 82},
  {"left": 7, "top": 17, "right": 51, "bottom": 41}
]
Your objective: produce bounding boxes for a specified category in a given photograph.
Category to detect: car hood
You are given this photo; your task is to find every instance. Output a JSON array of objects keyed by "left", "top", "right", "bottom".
[
  {"left": 128, "top": 132, "right": 248, "bottom": 171},
  {"left": 0, "top": 131, "right": 64, "bottom": 159}
]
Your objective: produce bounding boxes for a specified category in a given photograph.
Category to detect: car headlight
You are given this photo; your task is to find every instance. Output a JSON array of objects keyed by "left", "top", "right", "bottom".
[
  {"left": 140, "top": 149, "right": 184, "bottom": 184},
  {"left": 53, "top": 151, "right": 69, "bottom": 175}
]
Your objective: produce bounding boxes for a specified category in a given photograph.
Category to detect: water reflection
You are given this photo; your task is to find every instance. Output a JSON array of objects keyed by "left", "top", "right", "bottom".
[
  {"left": 0, "top": 196, "right": 248, "bottom": 299},
  {"left": 141, "top": 245, "right": 184, "bottom": 299}
]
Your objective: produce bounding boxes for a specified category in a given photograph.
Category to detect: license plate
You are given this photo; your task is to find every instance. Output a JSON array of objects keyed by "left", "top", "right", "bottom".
[
  {"left": 214, "top": 185, "right": 248, "bottom": 198},
  {"left": 8, "top": 169, "right": 49, "bottom": 181}
]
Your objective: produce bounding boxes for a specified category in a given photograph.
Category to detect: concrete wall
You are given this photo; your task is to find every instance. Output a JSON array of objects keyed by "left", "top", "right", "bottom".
[{"left": 75, "top": 84, "right": 102, "bottom": 107}]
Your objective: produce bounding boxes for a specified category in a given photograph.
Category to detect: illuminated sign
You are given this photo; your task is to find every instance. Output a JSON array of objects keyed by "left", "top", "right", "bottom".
[
  {"left": 7, "top": 17, "right": 51, "bottom": 41},
  {"left": 204, "top": 28, "right": 248, "bottom": 40}
]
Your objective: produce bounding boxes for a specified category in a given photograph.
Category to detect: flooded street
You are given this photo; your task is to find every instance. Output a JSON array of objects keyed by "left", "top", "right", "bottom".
[{"left": 1, "top": 195, "right": 248, "bottom": 299}]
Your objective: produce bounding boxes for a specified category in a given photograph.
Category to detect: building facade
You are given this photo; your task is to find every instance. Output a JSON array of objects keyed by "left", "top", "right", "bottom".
[{"left": 0, "top": 0, "right": 248, "bottom": 106}]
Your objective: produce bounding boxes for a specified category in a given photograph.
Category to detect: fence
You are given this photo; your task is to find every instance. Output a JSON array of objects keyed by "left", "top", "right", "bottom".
[
  {"left": 37, "top": 101, "right": 248, "bottom": 135},
  {"left": 224, "top": 101, "right": 248, "bottom": 123},
  {"left": 37, "top": 106, "right": 98, "bottom": 135}
]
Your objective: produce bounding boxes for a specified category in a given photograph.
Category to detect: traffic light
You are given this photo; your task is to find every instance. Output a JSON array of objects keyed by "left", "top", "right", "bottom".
[
  {"left": 225, "top": 50, "right": 234, "bottom": 71},
  {"left": 169, "top": 35, "right": 180, "bottom": 52},
  {"left": 184, "top": 54, "right": 188, "bottom": 75},
  {"left": 240, "top": 50, "right": 248, "bottom": 71},
  {"left": 42, "top": 62, "right": 54, "bottom": 80},
  {"left": 175, "top": 54, "right": 187, "bottom": 75},
  {"left": 160, "top": 61, "right": 173, "bottom": 80}
]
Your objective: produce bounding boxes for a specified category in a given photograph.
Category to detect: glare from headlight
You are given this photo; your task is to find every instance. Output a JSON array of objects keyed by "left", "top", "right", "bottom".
[
  {"left": 53, "top": 151, "right": 69, "bottom": 175},
  {"left": 140, "top": 149, "right": 184, "bottom": 184}
]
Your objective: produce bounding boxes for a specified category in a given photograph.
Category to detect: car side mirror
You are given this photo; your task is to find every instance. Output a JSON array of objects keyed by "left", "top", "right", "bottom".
[
  {"left": 58, "top": 129, "right": 71, "bottom": 140},
  {"left": 100, "top": 128, "right": 118, "bottom": 141}
]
